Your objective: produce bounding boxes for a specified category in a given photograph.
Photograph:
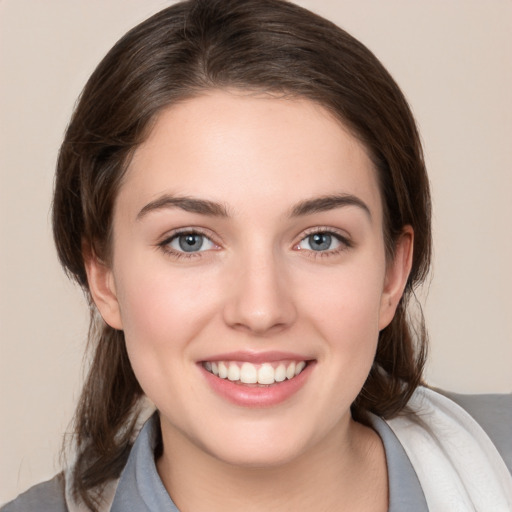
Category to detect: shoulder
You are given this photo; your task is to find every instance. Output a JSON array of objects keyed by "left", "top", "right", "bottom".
[
  {"left": 1, "top": 473, "right": 67, "bottom": 512},
  {"left": 437, "top": 389, "right": 512, "bottom": 474}
]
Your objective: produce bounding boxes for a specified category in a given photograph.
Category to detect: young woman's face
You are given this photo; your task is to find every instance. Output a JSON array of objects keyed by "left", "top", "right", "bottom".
[{"left": 89, "top": 90, "right": 411, "bottom": 468}]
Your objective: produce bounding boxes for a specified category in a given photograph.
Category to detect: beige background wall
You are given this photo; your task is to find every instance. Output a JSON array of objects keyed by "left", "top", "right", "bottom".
[{"left": 1, "top": 0, "right": 511, "bottom": 504}]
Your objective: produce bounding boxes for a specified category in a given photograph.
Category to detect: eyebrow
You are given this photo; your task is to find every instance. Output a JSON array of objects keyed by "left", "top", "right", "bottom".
[
  {"left": 137, "top": 195, "right": 230, "bottom": 220},
  {"left": 290, "top": 194, "right": 371, "bottom": 219},
  {"left": 136, "top": 192, "right": 371, "bottom": 221}
]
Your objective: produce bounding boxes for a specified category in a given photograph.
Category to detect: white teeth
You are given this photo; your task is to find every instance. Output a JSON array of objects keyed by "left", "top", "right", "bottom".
[
  {"left": 257, "top": 363, "right": 275, "bottom": 385},
  {"left": 274, "top": 364, "right": 286, "bottom": 382},
  {"left": 286, "top": 362, "right": 296, "bottom": 380},
  {"left": 240, "top": 362, "right": 258, "bottom": 384},
  {"left": 205, "top": 360, "right": 308, "bottom": 385},
  {"left": 218, "top": 362, "right": 228, "bottom": 379},
  {"left": 295, "top": 361, "right": 306, "bottom": 375},
  {"left": 227, "top": 363, "right": 240, "bottom": 381}
]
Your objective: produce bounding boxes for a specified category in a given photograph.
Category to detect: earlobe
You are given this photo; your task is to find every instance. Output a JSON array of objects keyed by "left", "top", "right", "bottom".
[
  {"left": 378, "top": 227, "right": 414, "bottom": 330},
  {"left": 84, "top": 249, "right": 123, "bottom": 330}
]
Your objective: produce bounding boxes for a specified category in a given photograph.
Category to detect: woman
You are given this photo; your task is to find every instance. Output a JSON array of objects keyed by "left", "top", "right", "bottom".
[{"left": 3, "top": 0, "right": 511, "bottom": 511}]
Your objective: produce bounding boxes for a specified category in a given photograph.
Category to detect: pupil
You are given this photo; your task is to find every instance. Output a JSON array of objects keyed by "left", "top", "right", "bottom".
[
  {"left": 179, "top": 234, "right": 203, "bottom": 252},
  {"left": 310, "top": 233, "right": 331, "bottom": 251}
]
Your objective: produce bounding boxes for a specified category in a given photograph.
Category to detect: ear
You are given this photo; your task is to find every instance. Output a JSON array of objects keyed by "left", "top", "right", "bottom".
[
  {"left": 378, "top": 226, "right": 414, "bottom": 330},
  {"left": 83, "top": 248, "right": 123, "bottom": 330}
]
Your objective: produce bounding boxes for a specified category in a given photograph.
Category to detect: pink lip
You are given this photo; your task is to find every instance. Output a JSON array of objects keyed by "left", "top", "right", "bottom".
[
  {"left": 199, "top": 350, "right": 312, "bottom": 364},
  {"left": 199, "top": 356, "right": 315, "bottom": 408}
]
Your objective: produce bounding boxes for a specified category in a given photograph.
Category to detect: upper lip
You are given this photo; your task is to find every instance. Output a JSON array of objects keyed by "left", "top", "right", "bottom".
[{"left": 199, "top": 350, "right": 313, "bottom": 364}]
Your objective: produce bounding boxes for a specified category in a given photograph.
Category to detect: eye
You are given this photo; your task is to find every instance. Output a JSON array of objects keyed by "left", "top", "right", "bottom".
[
  {"left": 296, "top": 231, "right": 349, "bottom": 252},
  {"left": 165, "top": 232, "right": 217, "bottom": 253}
]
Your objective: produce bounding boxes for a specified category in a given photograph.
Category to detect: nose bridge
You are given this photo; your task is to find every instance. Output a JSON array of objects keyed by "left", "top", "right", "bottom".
[{"left": 223, "top": 242, "right": 296, "bottom": 334}]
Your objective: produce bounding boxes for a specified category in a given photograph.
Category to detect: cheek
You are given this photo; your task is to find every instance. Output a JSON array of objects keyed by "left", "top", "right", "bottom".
[
  {"left": 116, "top": 258, "right": 216, "bottom": 334},
  {"left": 112, "top": 260, "right": 221, "bottom": 384},
  {"left": 300, "top": 261, "right": 385, "bottom": 333},
  {"left": 296, "top": 257, "right": 385, "bottom": 378}
]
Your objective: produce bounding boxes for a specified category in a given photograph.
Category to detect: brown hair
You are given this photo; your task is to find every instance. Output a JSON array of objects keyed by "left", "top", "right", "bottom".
[{"left": 53, "top": 0, "right": 431, "bottom": 508}]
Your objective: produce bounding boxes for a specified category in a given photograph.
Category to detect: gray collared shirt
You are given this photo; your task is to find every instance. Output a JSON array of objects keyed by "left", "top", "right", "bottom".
[
  {"left": 3, "top": 392, "right": 511, "bottom": 511},
  {"left": 109, "top": 413, "right": 428, "bottom": 512}
]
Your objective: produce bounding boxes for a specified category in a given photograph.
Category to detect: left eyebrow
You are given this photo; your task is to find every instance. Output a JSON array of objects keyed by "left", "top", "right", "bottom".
[
  {"left": 289, "top": 194, "right": 372, "bottom": 219},
  {"left": 136, "top": 194, "right": 230, "bottom": 220}
]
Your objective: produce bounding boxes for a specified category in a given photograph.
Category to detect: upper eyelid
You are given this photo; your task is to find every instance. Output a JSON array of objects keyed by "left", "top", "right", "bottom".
[
  {"left": 159, "top": 227, "right": 218, "bottom": 245},
  {"left": 298, "top": 226, "right": 351, "bottom": 241},
  {"left": 296, "top": 227, "right": 353, "bottom": 250}
]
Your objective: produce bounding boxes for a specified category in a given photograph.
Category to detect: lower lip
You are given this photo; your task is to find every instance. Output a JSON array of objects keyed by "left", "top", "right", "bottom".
[{"left": 200, "top": 362, "right": 314, "bottom": 407}]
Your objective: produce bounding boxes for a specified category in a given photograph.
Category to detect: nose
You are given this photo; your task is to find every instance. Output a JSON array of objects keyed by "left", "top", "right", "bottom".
[{"left": 223, "top": 251, "right": 297, "bottom": 336}]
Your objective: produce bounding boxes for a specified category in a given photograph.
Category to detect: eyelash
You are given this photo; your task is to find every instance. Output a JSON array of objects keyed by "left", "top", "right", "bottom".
[
  {"left": 295, "top": 227, "right": 353, "bottom": 259},
  {"left": 157, "top": 228, "right": 219, "bottom": 260},
  {"left": 157, "top": 227, "right": 353, "bottom": 260}
]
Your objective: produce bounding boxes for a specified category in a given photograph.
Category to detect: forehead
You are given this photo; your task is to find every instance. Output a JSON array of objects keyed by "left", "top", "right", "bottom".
[{"left": 117, "top": 90, "right": 382, "bottom": 222}]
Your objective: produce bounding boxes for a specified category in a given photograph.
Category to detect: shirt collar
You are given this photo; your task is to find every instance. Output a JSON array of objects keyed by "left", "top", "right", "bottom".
[{"left": 111, "top": 412, "right": 428, "bottom": 512}]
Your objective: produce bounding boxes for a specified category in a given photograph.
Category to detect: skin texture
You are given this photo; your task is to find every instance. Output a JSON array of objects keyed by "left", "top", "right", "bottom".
[{"left": 86, "top": 90, "right": 413, "bottom": 511}]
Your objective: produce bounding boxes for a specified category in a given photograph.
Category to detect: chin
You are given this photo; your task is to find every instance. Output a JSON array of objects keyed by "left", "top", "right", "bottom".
[
  {"left": 210, "top": 440, "right": 308, "bottom": 470},
  {"left": 193, "top": 418, "right": 323, "bottom": 470}
]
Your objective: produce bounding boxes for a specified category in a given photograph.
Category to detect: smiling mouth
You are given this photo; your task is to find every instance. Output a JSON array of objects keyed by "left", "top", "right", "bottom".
[{"left": 202, "top": 360, "right": 309, "bottom": 386}]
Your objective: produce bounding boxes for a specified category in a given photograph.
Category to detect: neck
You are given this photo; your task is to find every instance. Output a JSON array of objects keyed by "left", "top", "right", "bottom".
[{"left": 156, "top": 416, "right": 388, "bottom": 512}]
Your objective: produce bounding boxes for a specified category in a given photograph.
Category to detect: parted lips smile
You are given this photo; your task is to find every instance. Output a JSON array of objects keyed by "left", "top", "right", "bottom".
[
  {"left": 198, "top": 351, "right": 316, "bottom": 406},
  {"left": 202, "top": 359, "right": 309, "bottom": 385}
]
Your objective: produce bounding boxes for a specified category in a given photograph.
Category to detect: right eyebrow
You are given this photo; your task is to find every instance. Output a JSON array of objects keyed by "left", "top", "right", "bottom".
[
  {"left": 136, "top": 195, "right": 230, "bottom": 221},
  {"left": 289, "top": 193, "right": 371, "bottom": 219}
]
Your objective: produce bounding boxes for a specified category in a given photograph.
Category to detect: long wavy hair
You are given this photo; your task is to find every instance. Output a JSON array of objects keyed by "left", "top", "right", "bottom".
[{"left": 52, "top": 0, "right": 431, "bottom": 509}]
